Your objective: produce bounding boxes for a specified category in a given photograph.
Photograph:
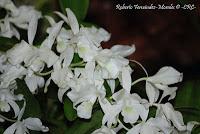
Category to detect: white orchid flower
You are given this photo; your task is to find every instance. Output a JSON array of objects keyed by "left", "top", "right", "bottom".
[
  {"left": 8, "top": 6, "right": 41, "bottom": 30},
  {"left": 0, "top": 17, "right": 20, "bottom": 39},
  {"left": 156, "top": 103, "right": 187, "bottom": 131},
  {"left": 127, "top": 118, "right": 172, "bottom": 134},
  {"left": 67, "top": 76, "right": 105, "bottom": 119},
  {"left": 56, "top": 28, "right": 74, "bottom": 53},
  {"left": 95, "top": 45, "right": 135, "bottom": 79},
  {"left": 55, "top": 10, "right": 110, "bottom": 61},
  {"left": 78, "top": 26, "right": 111, "bottom": 48},
  {"left": 6, "top": 40, "right": 34, "bottom": 65},
  {"left": 95, "top": 49, "right": 128, "bottom": 79},
  {"left": 3, "top": 101, "right": 49, "bottom": 134},
  {"left": 91, "top": 126, "right": 116, "bottom": 134},
  {"left": 24, "top": 72, "right": 44, "bottom": 94},
  {"left": 51, "top": 61, "right": 74, "bottom": 102},
  {"left": 0, "top": 52, "right": 13, "bottom": 73},
  {"left": 38, "top": 46, "right": 59, "bottom": 68},
  {"left": 112, "top": 90, "right": 149, "bottom": 124},
  {"left": 67, "top": 62, "right": 105, "bottom": 119},
  {"left": 0, "top": 86, "right": 23, "bottom": 117},
  {"left": 99, "top": 98, "right": 122, "bottom": 127},
  {"left": 76, "top": 35, "right": 98, "bottom": 62},
  {"left": 0, "top": 65, "right": 26, "bottom": 88},
  {"left": 146, "top": 66, "right": 183, "bottom": 104},
  {"left": 0, "top": 1, "right": 41, "bottom": 42}
]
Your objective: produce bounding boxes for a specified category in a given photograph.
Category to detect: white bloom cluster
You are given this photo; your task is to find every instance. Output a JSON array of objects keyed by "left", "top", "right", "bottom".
[{"left": 0, "top": 1, "right": 199, "bottom": 134}]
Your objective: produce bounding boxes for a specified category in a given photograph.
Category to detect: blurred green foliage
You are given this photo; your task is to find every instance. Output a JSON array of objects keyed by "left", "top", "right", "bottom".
[{"left": 59, "top": 0, "right": 89, "bottom": 21}]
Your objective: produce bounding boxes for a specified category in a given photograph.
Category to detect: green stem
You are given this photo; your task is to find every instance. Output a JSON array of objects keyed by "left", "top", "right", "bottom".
[
  {"left": 130, "top": 60, "right": 148, "bottom": 77},
  {"left": 131, "top": 77, "right": 147, "bottom": 86},
  {"left": 35, "top": 70, "right": 53, "bottom": 76},
  {"left": 117, "top": 119, "right": 129, "bottom": 131},
  {"left": 70, "top": 61, "right": 85, "bottom": 67},
  {"left": 0, "top": 114, "right": 17, "bottom": 123}
]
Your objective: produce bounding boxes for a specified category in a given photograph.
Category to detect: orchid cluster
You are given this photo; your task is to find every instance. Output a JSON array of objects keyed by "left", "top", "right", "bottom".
[{"left": 0, "top": 0, "right": 199, "bottom": 134}]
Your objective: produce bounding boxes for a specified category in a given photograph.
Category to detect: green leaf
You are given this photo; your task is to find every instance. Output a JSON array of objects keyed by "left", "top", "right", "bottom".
[
  {"left": 63, "top": 97, "right": 77, "bottom": 121},
  {"left": 174, "top": 80, "right": 200, "bottom": 122},
  {"left": 104, "top": 80, "right": 112, "bottom": 98},
  {"left": 175, "top": 80, "right": 200, "bottom": 110},
  {"left": 66, "top": 110, "right": 103, "bottom": 134},
  {"left": 80, "top": 22, "right": 97, "bottom": 27},
  {"left": 0, "top": 127, "right": 4, "bottom": 133},
  {"left": 0, "top": 37, "right": 18, "bottom": 52},
  {"left": 175, "top": 107, "right": 200, "bottom": 122},
  {"left": 192, "top": 125, "right": 200, "bottom": 134},
  {"left": 71, "top": 53, "right": 82, "bottom": 63},
  {"left": 15, "top": 79, "right": 41, "bottom": 118},
  {"left": 59, "top": 0, "right": 89, "bottom": 21}
]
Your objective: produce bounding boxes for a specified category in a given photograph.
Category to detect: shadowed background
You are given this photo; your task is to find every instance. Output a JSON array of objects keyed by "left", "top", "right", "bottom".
[{"left": 14, "top": 0, "right": 200, "bottom": 79}]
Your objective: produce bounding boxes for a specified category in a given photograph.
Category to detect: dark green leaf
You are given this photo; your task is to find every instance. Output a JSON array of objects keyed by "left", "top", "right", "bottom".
[
  {"left": 63, "top": 97, "right": 77, "bottom": 121},
  {"left": 174, "top": 80, "right": 200, "bottom": 123},
  {"left": 104, "top": 80, "right": 112, "bottom": 98},
  {"left": 175, "top": 80, "right": 200, "bottom": 110},
  {"left": 175, "top": 107, "right": 200, "bottom": 122},
  {"left": 71, "top": 53, "right": 82, "bottom": 63},
  {"left": 80, "top": 22, "right": 97, "bottom": 27},
  {"left": 0, "top": 127, "right": 4, "bottom": 133},
  {"left": 59, "top": 0, "right": 89, "bottom": 21},
  {"left": 192, "top": 125, "right": 200, "bottom": 134},
  {"left": 65, "top": 110, "right": 103, "bottom": 134},
  {"left": 15, "top": 79, "right": 41, "bottom": 118},
  {"left": 0, "top": 37, "right": 18, "bottom": 51}
]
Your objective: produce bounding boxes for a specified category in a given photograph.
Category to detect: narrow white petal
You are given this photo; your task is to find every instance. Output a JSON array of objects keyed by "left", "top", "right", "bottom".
[
  {"left": 45, "top": 16, "right": 56, "bottom": 26},
  {"left": 58, "top": 87, "right": 69, "bottom": 102},
  {"left": 3, "top": 122, "right": 17, "bottom": 134},
  {"left": 17, "top": 101, "right": 26, "bottom": 121},
  {"left": 66, "top": 8, "right": 79, "bottom": 34},
  {"left": 107, "top": 80, "right": 115, "bottom": 93},
  {"left": 60, "top": 46, "right": 74, "bottom": 67},
  {"left": 41, "top": 21, "right": 64, "bottom": 49},
  {"left": 54, "top": 11, "right": 69, "bottom": 24},
  {"left": 146, "top": 82, "right": 159, "bottom": 104},
  {"left": 85, "top": 61, "right": 95, "bottom": 79},
  {"left": 28, "top": 13, "right": 38, "bottom": 45},
  {"left": 122, "top": 67, "right": 132, "bottom": 93},
  {"left": 7, "top": 100, "right": 20, "bottom": 118}
]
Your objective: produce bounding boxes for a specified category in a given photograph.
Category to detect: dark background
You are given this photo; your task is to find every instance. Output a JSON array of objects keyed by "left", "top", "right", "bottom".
[
  {"left": 86, "top": 0, "right": 200, "bottom": 80},
  {"left": 15, "top": 0, "right": 200, "bottom": 79}
]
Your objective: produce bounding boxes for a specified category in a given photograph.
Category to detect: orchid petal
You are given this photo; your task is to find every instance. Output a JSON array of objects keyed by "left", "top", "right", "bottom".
[
  {"left": 66, "top": 8, "right": 79, "bottom": 34},
  {"left": 28, "top": 13, "right": 38, "bottom": 45},
  {"left": 24, "top": 118, "right": 49, "bottom": 132},
  {"left": 111, "top": 44, "right": 135, "bottom": 57}
]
